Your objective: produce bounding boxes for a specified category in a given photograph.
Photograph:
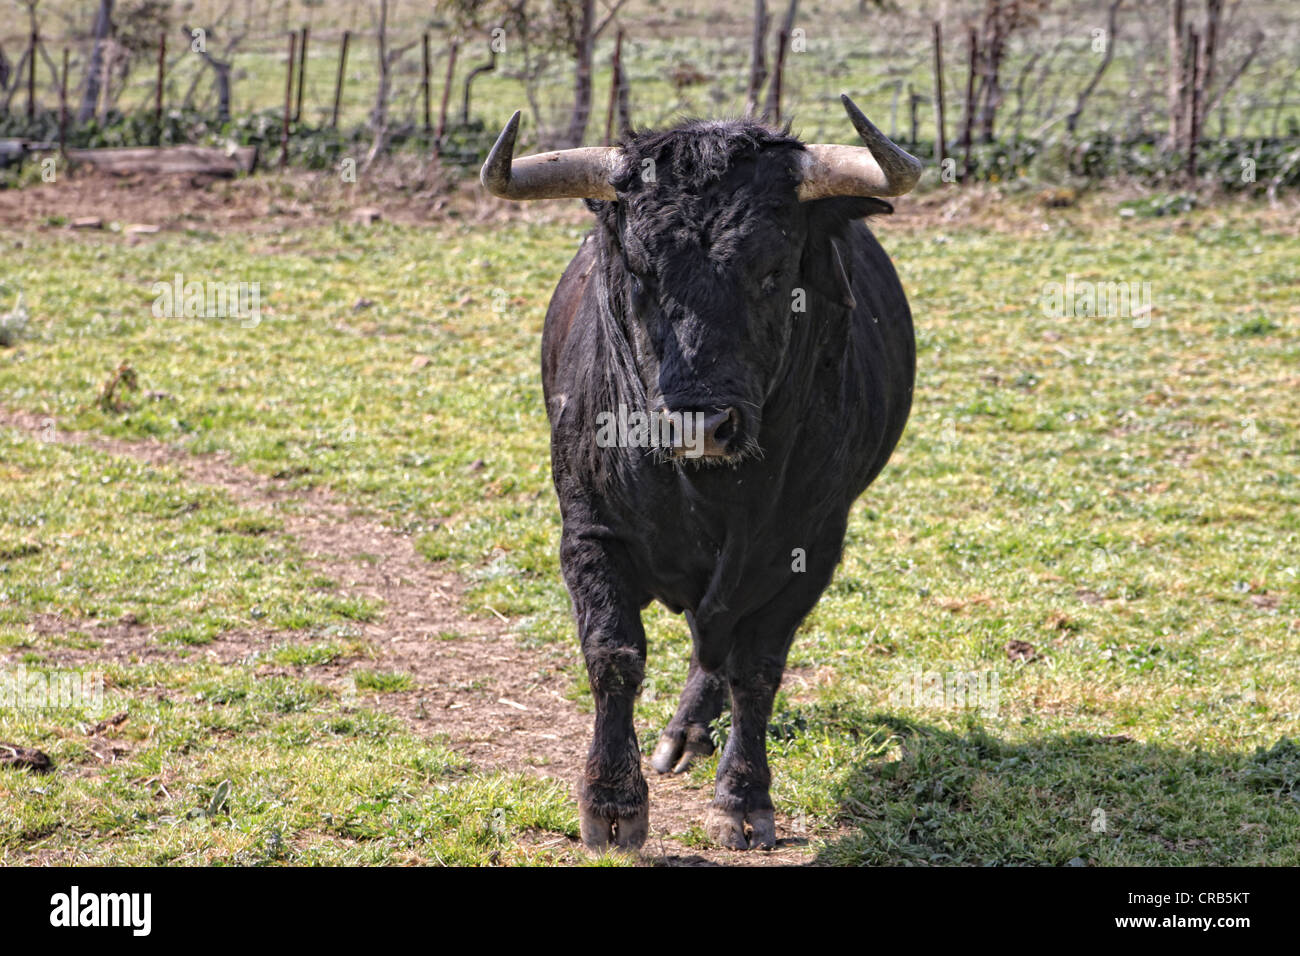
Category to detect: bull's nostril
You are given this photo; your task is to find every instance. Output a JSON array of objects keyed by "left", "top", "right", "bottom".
[
  {"left": 659, "top": 404, "right": 743, "bottom": 458},
  {"left": 700, "top": 407, "right": 739, "bottom": 454},
  {"left": 711, "top": 408, "right": 737, "bottom": 444}
]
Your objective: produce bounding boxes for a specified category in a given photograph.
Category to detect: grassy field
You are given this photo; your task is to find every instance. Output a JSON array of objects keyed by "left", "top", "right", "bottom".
[{"left": 1, "top": 184, "right": 1298, "bottom": 865}]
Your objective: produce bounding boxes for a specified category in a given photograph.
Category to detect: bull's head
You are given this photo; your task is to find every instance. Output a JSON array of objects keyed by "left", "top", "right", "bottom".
[{"left": 482, "top": 96, "right": 922, "bottom": 463}]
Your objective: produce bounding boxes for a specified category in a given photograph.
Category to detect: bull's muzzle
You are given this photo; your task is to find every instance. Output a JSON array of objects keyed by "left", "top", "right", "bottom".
[{"left": 658, "top": 406, "right": 742, "bottom": 460}]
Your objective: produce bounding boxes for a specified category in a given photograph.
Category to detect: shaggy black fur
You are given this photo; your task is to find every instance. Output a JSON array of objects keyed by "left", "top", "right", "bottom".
[{"left": 537, "top": 118, "right": 915, "bottom": 848}]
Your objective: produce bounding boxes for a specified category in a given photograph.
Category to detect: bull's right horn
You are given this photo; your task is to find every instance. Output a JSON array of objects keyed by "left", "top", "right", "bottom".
[
  {"left": 796, "top": 94, "right": 924, "bottom": 201},
  {"left": 480, "top": 111, "right": 621, "bottom": 202}
]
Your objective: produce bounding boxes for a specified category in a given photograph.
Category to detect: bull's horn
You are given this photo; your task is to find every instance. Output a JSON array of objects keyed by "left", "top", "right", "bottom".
[
  {"left": 796, "top": 94, "right": 924, "bottom": 201},
  {"left": 480, "top": 110, "right": 620, "bottom": 201}
]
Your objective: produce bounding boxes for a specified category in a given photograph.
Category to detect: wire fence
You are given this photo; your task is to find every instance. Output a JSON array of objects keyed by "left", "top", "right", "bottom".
[{"left": 2, "top": 1, "right": 1298, "bottom": 185}]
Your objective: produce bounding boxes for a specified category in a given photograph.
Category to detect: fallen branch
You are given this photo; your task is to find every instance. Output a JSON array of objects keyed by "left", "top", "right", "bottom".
[{"left": 66, "top": 145, "right": 258, "bottom": 177}]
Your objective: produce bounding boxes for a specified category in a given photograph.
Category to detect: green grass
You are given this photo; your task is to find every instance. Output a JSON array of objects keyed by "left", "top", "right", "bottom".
[
  {"left": 2, "top": 190, "right": 1298, "bottom": 865},
  {"left": 351, "top": 669, "right": 416, "bottom": 693},
  {"left": 0, "top": 430, "right": 380, "bottom": 636},
  {"left": 1, "top": 663, "right": 581, "bottom": 865}
]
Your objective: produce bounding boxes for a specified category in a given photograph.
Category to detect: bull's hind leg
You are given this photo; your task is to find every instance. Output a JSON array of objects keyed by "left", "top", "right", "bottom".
[
  {"left": 651, "top": 614, "right": 728, "bottom": 774},
  {"left": 561, "top": 532, "right": 650, "bottom": 851}
]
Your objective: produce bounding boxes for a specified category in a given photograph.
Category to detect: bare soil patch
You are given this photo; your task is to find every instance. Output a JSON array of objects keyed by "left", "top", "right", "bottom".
[
  {"left": 0, "top": 406, "right": 842, "bottom": 865},
  {"left": 0, "top": 161, "right": 605, "bottom": 238}
]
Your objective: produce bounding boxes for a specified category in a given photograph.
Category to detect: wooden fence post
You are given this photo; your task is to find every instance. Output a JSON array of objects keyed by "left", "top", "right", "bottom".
[
  {"left": 422, "top": 33, "right": 431, "bottom": 132},
  {"left": 908, "top": 82, "right": 918, "bottom": 145},
  {"left": 769, "top": 29, "right": 787, "bottom": 125},
  {"left": 59, "top": 47, "right": 69, "bottom": 153},
  {"left": 435, "top": 41, "right": 458, "bottom": 152},
  {"left": 932, "top": 21, "right": 946, "bottom": 169},
  {"left": 27, "top": 29, "right": 36, "bottom": 120},
  {"left": 961, "top": 26, "right": 977, "bottom": 180},
  {"left": 1186, "top": 27, "right": 1200, "bottom": 183},
  {"left": 331, "top": 30, "right": 350, "bottom": 128},
  {"left": 155, "top": 30, "right": 166, "bottom": 141},
  {"left": 294, "top": 26, "right": 308, "bottom": 123},
  {"left": 282, "top": 31, "right": 296, "bottom": 167}
]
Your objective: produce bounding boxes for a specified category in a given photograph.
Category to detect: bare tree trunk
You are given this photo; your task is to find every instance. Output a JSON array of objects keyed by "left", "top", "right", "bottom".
[
  {"left": 762, "top": 0, "right": 798, "bottom": 122},
  {"left": 78, "top": 0, "right": 114, "bottom": 123},
  {"left": 961, "top": 26, "right": 977, "bottom": 179},
  {"left": 1198, "top": 0, "right": 1222, "bottom": 124},
  {"left": 974, "top": 0, "right": 1016, "bottom": 143},
  {"left": 182, "top": 25, "right": 235, "bottom": 125},
  {"left": 367, "top": 0, "right": 419, "bottom": 167},
  {"left": 1067, "top": 0, "right": 1122, "bottom": 134},
  {"left": 1167, "top": 0, "right": 1186, "bottom": 150},
  {"left": 1, "top": 49, "right": 31, "bottom": 114},
  {"left": 563, "top": 0, "right": 595, "bottom": 148},
  {"left": 616, "top": 54, "right": 631, "bottom": 133},
  {"left": 1186, "top": 26, "right": 1200, "bottom": 181},
  {"left": 604, "top": 28, "right": 623, "bottom": 143},
  {"left": 745, "top": 0, "right": 769, "bottom": 117},
  {"left": 371, "top": 0, "right": 390, "bottom": 139},
  {"left": 97, "top": 41, "right": 116, "bottom": 125}
]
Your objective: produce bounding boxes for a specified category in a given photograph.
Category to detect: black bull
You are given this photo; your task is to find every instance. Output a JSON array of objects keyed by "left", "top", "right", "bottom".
[{"left": 481, "top": 97, "right": 922, "bottom": 851}]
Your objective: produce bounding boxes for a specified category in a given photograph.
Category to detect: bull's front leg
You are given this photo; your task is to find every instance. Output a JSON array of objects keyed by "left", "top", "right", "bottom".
[
  {"left": 703, "top": 551, "right": 841, "bottom": 851},
  {"left": 705, "top": 645, "right": 788, "bottom": 851},
  {"left": 561, "top": 531, "right": 650, "bottom": 851}
]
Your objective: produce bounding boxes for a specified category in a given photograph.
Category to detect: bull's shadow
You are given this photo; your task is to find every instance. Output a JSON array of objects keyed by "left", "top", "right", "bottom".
[
  {"left": 811, "top": 714, "right": 1298, "bottom": 866},
  {"left": 652, "top": 710, "right": 1298, "bottom": 866}
]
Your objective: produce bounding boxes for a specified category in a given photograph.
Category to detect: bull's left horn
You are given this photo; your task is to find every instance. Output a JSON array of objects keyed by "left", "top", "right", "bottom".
[
  {"left": 481, "top": 110, "right": 621, "bottom": 201},
  {"left": 796, "top": 94, "right": 924, "bottom": 201}
]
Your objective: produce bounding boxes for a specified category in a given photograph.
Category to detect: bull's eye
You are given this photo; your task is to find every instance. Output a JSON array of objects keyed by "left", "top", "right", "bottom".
[{"left": 760, "top": 270, "right": 782, "bottom": 295}]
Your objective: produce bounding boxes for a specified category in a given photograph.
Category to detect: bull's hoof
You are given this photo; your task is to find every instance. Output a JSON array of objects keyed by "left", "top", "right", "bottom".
[
  {"left": 704, "top": 806, "right": 776, "bottom": 851},
  {"left": 650, "top": 730, "right": 714, "bottom": 774},
  {"left": 580, "top": 803, "right": 649, "bottom": 852}
]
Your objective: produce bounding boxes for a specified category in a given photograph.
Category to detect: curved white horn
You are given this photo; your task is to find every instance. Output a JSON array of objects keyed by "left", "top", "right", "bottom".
[
  {"left": 796, "top": 94, "right": 924, "bottom": 200},
  {"left": 481, "top": 111, "right": 621, "bottom": 201}
]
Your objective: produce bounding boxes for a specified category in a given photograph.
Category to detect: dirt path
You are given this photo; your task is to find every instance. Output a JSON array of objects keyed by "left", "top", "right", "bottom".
[{"left": 0, "top": 408, "right": 834, "bottom": 866}]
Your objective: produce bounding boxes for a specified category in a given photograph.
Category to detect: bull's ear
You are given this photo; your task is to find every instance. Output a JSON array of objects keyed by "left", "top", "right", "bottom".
[
  {"left": 806, "top": 196, "right": 894, "bottom": 220},
  {"left": 800, "top": 197, "right": 888, "bottom": 310}
]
